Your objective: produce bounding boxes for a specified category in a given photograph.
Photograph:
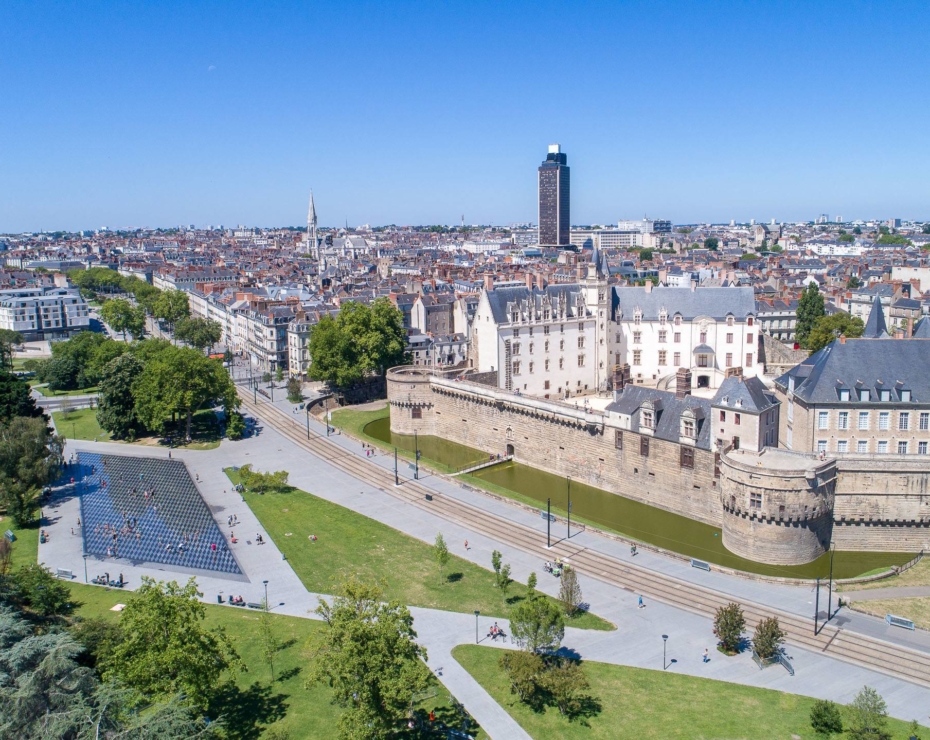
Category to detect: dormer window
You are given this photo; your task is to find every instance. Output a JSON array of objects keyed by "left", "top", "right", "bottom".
[
  {"left": 683, "top": 418, "right": 695, "bottom": 437},
  {"left": 726, "top": 316, "right": 735, "bottom": 327},
  {"left": 659, "top": 310, "right": 667, "bottom": 325},
  {"left": 674, "top": 315, "right": 682, "bottom": 326},
  {"left": 901, "top": 390, "right": 912, "bottom": 402},
  {"left": 642, "top": 410, "right": 654, "bottom": 429},
  {"left": 859, "top": 389, "right": 870, "bottom": 402},
  {"left": 880, "top": 389, "right": 891, "bottom": 402},
  {"left": 633, "top": 311, "right": 642, "bottom": 326},
  {"left": 839, "top": 388, "right": 850, "bottom": 401}
]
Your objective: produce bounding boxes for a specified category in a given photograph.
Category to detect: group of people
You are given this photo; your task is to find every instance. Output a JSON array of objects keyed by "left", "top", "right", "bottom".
[
  {"left": 92, "top": 572, "right": 125, "bottom": 588},
  {"left": 228, "top": 594, "right": 246, "bottom": 606},
  {"left": 488, "top": 622, "right": 506, "bottom": 641},
  {"left": 543, "top": 558, "right": 566, "bottom": 577}
]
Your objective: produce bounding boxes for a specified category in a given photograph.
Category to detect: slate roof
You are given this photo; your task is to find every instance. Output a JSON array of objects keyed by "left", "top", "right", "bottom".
[
  {"left": 773, "top": 337, "right": 930, "bottom": 404},
  {"left": 862, "top": 295, "right": 888, "bottom": 338},
  {"left": 606, "top": 385, "right": 713, "bottom": 450},
  {"left": 611, "top": 286, "right": 755, "bottom": 321},
  {"left": 913, "top": 317, "right": 930, "bottom": 339},
  {"left": 711, "top": 375, "right": 776, "bottom": 414},
  {"left": 484, "top": 284, "right": 586, "bottom": 324}
]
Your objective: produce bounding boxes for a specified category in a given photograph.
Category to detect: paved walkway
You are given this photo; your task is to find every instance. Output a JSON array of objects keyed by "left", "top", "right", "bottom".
[
  {"left": 37, "top": 412, "right": 930, "bottom": 735},
  {"left": 845, "top": 586, "right": 930, "bottom": 601}
]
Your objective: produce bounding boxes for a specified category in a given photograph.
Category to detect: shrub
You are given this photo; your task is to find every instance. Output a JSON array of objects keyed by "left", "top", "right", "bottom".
[
  {"left": 713, "top": 602, "right": 745, "bottom": 654},
  {"left": 810, "top": 699, "right": 843, "bottom": 737},
  {"left": 846, "top": 686, "right": 890, "bottom": 740},
  {"left": 226, "top": 412, "right": 246, "bottom": 441},
  {"left": 752, "top": 616, "right": 785, "bottom": 660},
  {"left": 558, "top": 565, "right": 582, "bottom": 618}
]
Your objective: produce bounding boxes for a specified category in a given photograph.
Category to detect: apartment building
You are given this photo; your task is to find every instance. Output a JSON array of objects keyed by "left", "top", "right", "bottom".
[{"left": 0, "top": 287, "right": 90, "bottom": 340}]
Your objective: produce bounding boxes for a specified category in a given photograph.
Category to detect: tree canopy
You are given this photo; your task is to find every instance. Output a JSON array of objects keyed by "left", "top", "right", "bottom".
[
  {"left": 0, "top": 369, "right": 42, "bottom": 423},
  {"left": 703, "top": 237, "right": 719, "bottom": 250},
  {"left": 99, "top": 298, "right": 146, "bottom": 341},
  {"left": 174, "top": 317, "right": 222, "bottom": 353},
  {"left": 510, "top": 593, "right": 565, "bottom": 655},
  {"left": 308, "top": 299, "right": 407, "bottom": 388},
  {"left": 806, "top": 313, "right": 865, "bottom": 354},
  {"left": 96, "top": 353, "right": 146, "bottom": 440},
  {"left": 0, "top": 329, "right": 23, "bottom": 370},
  {"left": 796, "top": 283, "right": 826, "bottom": 348},
  {"left": 152, "top": 290, "right": 191, "bottom": 334},
  {"left": 0, "top": 416, "right": 63, "bottom": 525}
]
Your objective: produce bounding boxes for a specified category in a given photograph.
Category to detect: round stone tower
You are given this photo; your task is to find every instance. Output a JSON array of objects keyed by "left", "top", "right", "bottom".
[
  {"left": 386, "top": 366, "right": 437, "bottom": 436},
  {"left": 719, "top": 447, "right": 836, "bottom": 566}
]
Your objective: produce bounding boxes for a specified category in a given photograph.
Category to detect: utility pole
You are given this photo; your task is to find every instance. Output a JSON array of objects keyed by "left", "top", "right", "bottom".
[
  {"left": 827, "top": 543, "right": 836, "bottom": 625},
  {"left": 394, "top": 447, "right": 399, "bottom": 486},
  {"left": 414, "top": 430, "right": 420, "bottom": 480},
  {"left": 567, "top": 476, "right": 571, "bottom": 540},
  {"left": 814, "top": 577, "right": 820, "bottom": 635},
  {"left": 547, "top": 497, "right": 551, "bottom": 548}
]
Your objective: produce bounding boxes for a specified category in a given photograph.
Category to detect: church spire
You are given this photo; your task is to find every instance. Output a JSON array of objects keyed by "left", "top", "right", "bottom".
[{"left": 306, "top": 190, "right": 318, "bottom": 259}]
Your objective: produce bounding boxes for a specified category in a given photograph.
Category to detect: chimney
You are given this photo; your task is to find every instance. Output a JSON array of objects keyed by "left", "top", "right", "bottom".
[
  {"left": 525, "top": 272, "right": 534, "bottom": 290},
  {"left": 645, "top": 280, "right": 653, "bottom": 294},
  {"left": 907, "top": 316, "right": 914, "bottom": 338},
  {"left": 894, "top": 326, "right": 905, "bottom": 339},
  {"left": 612, "top": 363, "right": 632, "bottom": 400},
  {"left": 675, "top": 368, "right": 692, "bottom": 399},
  {"left": 576, "top": 265, "right": 585, "bottom": 281},
  {"left": 536, "top": 272, "right": 545, "bottom": 290},
  {"left": 484, "top": 275, "right": 494, "bottom": 292}
]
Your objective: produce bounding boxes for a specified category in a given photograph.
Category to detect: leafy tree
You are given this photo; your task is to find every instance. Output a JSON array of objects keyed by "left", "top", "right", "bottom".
[
  {"left": 806, "top": 313, "right": 865, "bottom": 354},
  {"left": 308, "top": 314, "right": 357, "bottom": 387},
  {"left": 226, "top": 411, "right": 246, "bottom": 441},
  {"left": 541, "top": 658, "right": 593, "bottom": 717},
  {"left": 100, "top": 298, "right": 146, "bottom": 341},
  {"left": 527, "top": 572, "right": 537, "bottom": 594},
  {"left": 838, "top": 233, "right": 855, "bottom": 243},
  {"left": 13, "top": 563, "right": 74, "bottom": 617},
  {"left": 877, "top": 233, "right": 910, "bottom": 246},
  {"left": 174, "top": 317, "right": 222, "bottom": 354},
  {"left": 639, "top": 248, "right": 653, "bottom": 261},
  {"left": 0, "top": 329, "right": 23, "bottom": 370},
  {"left": 796, "top": 283, "right": 826, "bottom": 348},
  {"left": 853, "top": 226, "right": 862, "bottom": 235},
  {"left": 845, "top": 686, "right": 890, "bottom": 740},
  {"left": 879, "top": 225, "right": 890, "bottom": 235},
  {"left": 153, "top": 290, "right": 191, "bottom": 337},
  {"left": 752, "top": 616, "right": 785, "bottom": 660},
  {"left": 237, "top": 464, "right": 290, "bottom": 493},
  {"left": 810, "top": 699, "right": 843, "bottom": 737},
  {"left": 47, "top": 354, "right": 80, "bottom": 391},
  {"left": 713, "top": 602, "right": 745, "bottom": 654},
  {"left": 703, "top": 237, "right": 719, "bottom": 250},
  {"left": 434, "top": 532, "right": 450, "bottom": 585},
  {"left": 307, "top": 575, "right": 431, "bottom": 740},
  {"left": 258, "top": 606, "right": 280, "bottom": 684},
  {"left": 0, "top": 416, "right": 63, "bottom": 525},
  {"left": 286, "top": 377, "right": 303, "bottom": 403},
  {"left": 0, "top": 369, "right": 42, "bottom": 422},
  {"left": 132, "top": 346, "right": 238, "bottom": 439},
  {"left": 510, "top": 595, "right": 565, "bottom": 654},
  {"left": 908, "top": 719, "right": 923, "bottom": 739},
  {"left": 499, "top": 651, "right": 544, "bottom": 706},
  {"left": 491, "top": 549, "right": 512, "bottom": 602},
  {"left": 103, "top": 577, "right": 242, "bottom": 708},
  {"left": 846, "top": 275, "right": 862, "bottom": 289},
  {"left": 70, "top": 617, "right": 125, "bottom": 670},
  {"left": 922, "top": 224, "right": 930, "bottom": 235},
  {"left": 558, "top": 565, "right": 583, "bottom": 618},
  {"left": 275, "top": 366, "right": 284, "bottom": 383},
  {"left": 96, "top": 353, "right": 146, "bottom": 440}
]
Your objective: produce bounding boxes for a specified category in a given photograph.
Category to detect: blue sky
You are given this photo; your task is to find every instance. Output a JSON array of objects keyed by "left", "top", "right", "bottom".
[{"left": 1, "top": 0, "right": 928, "bottom": 231}]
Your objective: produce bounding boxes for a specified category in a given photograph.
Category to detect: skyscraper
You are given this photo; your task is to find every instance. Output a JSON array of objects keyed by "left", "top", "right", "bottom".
[{"left": 538, "top": 144, "right": 570, "bottom": 247}]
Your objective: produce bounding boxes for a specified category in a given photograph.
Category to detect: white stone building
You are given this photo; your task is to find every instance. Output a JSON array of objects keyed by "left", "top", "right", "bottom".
[{"left": 0, "top": 287, "right": 90, "bottom": 340}]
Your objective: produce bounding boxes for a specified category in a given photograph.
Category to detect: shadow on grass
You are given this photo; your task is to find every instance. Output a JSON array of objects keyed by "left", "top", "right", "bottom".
[
  {"left": 446, "top": 572, "right": 463, "bottom": 584},
  {"left": 208, "top": 681, "right": 289, "bottom": 740},
  {"left": 276, "top": 666, "right": 301, "bottom": 682}
]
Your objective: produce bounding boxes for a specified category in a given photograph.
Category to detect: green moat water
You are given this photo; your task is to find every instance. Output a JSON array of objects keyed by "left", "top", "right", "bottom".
[{"left": 364, "top": 416, "right": 915, "bottom": 579}]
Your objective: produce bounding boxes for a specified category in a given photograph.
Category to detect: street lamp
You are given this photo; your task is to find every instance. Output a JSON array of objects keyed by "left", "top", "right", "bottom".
[
  {"left": 662, "top": 634, "right": 669, "bottom": 670},
  {"left": 827, "top": 543, "right": 836, "bottom": 623},
  {"left": 414, "top": 430, "right": 420, "bottom": 480},
  {"left": 474, "top": 610, "right": 480, "bottom": 644},
  {"left": 306, "top": 405, "right": 311, "bottom": 440},
  {"left": 567, "top": 476, "right": 572, "bottom": 540},
  {"left": 83, "top": 553, "right": 88, "bottom": 584},
  {"left": 263, "top": 580, "right": 269, "bottom": 610},
  {"left": 547, "top": 497, "right": 551, "bottom": 548},
  {"left": 394, "top": 447, "right": 399, "bottom": 486}
]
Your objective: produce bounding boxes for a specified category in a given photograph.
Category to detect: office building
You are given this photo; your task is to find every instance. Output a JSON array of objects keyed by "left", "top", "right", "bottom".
[{"left": 538, "top": 144, "right": 570, "bottom": 247}]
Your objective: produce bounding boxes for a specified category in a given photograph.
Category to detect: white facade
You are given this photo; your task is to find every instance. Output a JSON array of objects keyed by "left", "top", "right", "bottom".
[{"left": 0, "top": 287, "right": 90, "bottom": 340}]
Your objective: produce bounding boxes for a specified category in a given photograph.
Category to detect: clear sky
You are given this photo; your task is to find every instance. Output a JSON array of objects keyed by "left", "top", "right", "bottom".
[{"left": 1, "top": 0, "right": 928, "bottom": 232}]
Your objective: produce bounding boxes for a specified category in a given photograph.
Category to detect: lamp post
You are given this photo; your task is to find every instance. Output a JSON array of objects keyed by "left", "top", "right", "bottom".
[
  {"left": 414, "top": 430, "right": 420, "bottom": 481},
  {"left": 394, "top": 448, "right": 399, "bottom": 486},
  {"left": 83, "top": 553, "right": 88, "bottom": 584},
  {"left": 827, "top": 543, "right": 836, "bottom": 624},
  {"left": 547, "top": 497, "right": 551, "bottom": 548},
  {"left": 814, "top": 577, "right": 821, "bottom": 636},
  {"left": 662, "top": 634, "right": 669, "bottom": 670},
  {"left": 306, "top": 405, "right": 310, "bottom": 440},
  {"left": 567, "top": 476, "right": 572, "bottom": 540},
  {"left": 474, "top": 610, "right": 480, "bottom": 644},
  {"left": 263, "top": 580, "right": 269, "bottom": 610}
]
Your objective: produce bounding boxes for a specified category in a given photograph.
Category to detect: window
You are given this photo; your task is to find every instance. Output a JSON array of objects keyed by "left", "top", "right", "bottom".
[
  {"left": 545, "top": 340, "right": 550, "bottom": 352},
  {"left": 727, "top": 316, "right": 734, "bottom": 327},
  {"left": 513, "top": 328, "right": 520, "bottom": 337},
  {"left": 544, "top": 380, "right": 550, "bottom": 389},
  {"left": 658, "top": 330, "right": 667, "bottom": 343},
  {"left": 615, "top": 430, "right": 623, "bottom": 449},
  {"left": 838, "top": 411, "right": 849, "bottom": 430},
  {"left": 680, "top": 446, "right": 694, "bottom": 468},
  {"left": 513, "top": 342, "right": 521, "bottom": 355},
  {"left": 545, "top": 359, "right": 550, "bottom": 371},
  {"left": 859, "top": 389, "right": 870, "bottom": 402},
  {"left": 837, "top": 440, "right": 848, "bottom": 453},
  {"left": 673, "top": 352, "right": 681, "bottom": 365},
  {"left": 879, "top": 412, "right": 889, "bottom": 431},
  {"left": 922, "top": 413, "right": 930, "bottom": 431},
  {"left": 900, "top": 412, "right": 910, "bottom": 431},
  {"left": 529, "top": 361, "right": 534, "bottom": 374},
  {"left": 817, "top": 440, "right": 827, "bottom": 453},
  {"left": 880, "top": 389, "right": 891, "bottom": 402},
  {"left": 747, "top": 334, "right": 753, "bottom": 344},
  {"left": 858, "top": 412, "right": 869, "bottom": 430},
  {"left": 726, "top": 333, "right": 733, "bottom": 344},
  {"left": 747, "top": 317, "right": 754, "bottom": 327},
  {"left": 412, "top": 407, "right": 422, "bottom": 419},
  {"left": 579, "top": 322, "right": 584, "bottom": 331},
  {"left": 640, "top": 436, "right": 650, "bottom": 457},
  {"left": 878, "top": 440, "right": 889, "bottom": 454},
  {"left": 749, "top": 492, "right": 762, "bottom": 509},
  {"left": 633, "top": 313, "right": 641, "bottom": 325},
  {"left": 839, "top": 389, "right": 850, "bottom": 401},
  {"left": 512, "top": 361, "right": 521, "bottom": 375},
  {"left": 857, "top": 440, "right": 868, "bottom": 453},
  {"left": 818, "top": 411, "right": 829, "bottom": 430},
  {"left": 633, "top": 350, "right": 641, "bottom": 365},
  {"left": 633, "top": 331, "right": 641, "bottom": 344},
  {"left": 719, "top": 410, "right": 726, "bottom": 422},
  {"left": 697, "top": 355, "right": 709, "bottom": 368},
  {"left": 559, "top": 339, "right": 565, "bottom": 351},
  {"left": 683, "top": 419, "right": 695, "bottom": 437},
  {"left": 577, "top": 354, "right": 585, "bottom": 367},
  {"left": 559, "top": 358, "right": 564, "bottom": 370},
  {"left": 674, "top": 332, "right": 681, "bottom": 343},
  {"left": 920, "top": 441, "right": 928, "bottom": 455},
  {"left": 898, "top": 441, "right": 909, "bottom": 454},
  {"left": 577, "top": 336, "right": 585, "bottom": 349},
  {"left": 901, "top": 390, "right": 912, "bottom": 402},
  {"left": 746, "top": 353, "right": 753, "bottom": 366},
  {"left": 725, "top": 353, "right": 733, "bottom": 367},
  {"left": 658, "top": 350, "right": 667, "bottom": 366},
  {"left": 699, "top": 331, "right": 707, "bottom": 343},
  {"left": 642, "top": 410, "right": 654, "bottom": 429},
  {"left": 734, "top": 413, "right": 741, "bottom": 425},
  {"left": 543, "top": 326, "right": 550, "bottom": 335},
  {"left": 560, "top": 324, "right": 565, "bottom": 333},
  {"left": 674, "top": 315, "right": 682, "bottom": 326}
]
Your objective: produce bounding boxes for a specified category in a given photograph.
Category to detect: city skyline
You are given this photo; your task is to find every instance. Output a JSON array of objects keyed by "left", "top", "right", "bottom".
[{"left": 1, "top": 0, "right": 929, "bottom": 232}]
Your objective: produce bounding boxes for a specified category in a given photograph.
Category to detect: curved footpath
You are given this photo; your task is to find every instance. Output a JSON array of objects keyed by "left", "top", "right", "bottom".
[{"left": 40, "top": 396, "right": 930, "bottom": 737}]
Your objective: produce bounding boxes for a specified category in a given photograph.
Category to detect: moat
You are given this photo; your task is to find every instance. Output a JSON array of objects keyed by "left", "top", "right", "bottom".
[{"left": 364, "top": 415, "right": 914, "bottom": 580}]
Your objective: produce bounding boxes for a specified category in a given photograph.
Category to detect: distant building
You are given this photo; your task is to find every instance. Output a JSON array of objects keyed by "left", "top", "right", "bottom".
[
  {"left": 538, "top": 144, "right": 570, "bottom": 248},
  {"left": 0, "top": 286, "right": 90, "bottom": 341},
  {"left": 617, "top": 218, "right": 672, "bottom": 234}
]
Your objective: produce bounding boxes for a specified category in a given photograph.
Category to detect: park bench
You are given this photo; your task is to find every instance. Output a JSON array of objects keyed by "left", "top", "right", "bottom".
[
  {"left": 247, "top": 602, "right": 263, "bottom": 610},
  {"left": 56, "top": 568, "right": 74, "bottom": 580},
  {"left": 690, "top": 558, "right": 711, "bottom": 571},
  {"left": 540, "top": 511, "right": 556, "bottom": 522},
  {"left": 3, "top": 530, "right": 15, "bottom": 542},
  {"left": 886, "top": 613, "right": 916, "bottom": 630}
]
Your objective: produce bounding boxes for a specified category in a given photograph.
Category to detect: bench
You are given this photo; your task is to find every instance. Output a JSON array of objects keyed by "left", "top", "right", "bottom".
[
  {"left": 3, "top": 530, "right": 15, "bottom": 543},
  {"left": 56, "top": 568, "right": 74, "bottom": 580},
  {"left": 690, "top": 558, "right": 711, "bottom": 571},
  {"left": 247, "top": 602, "right": 264, "bottom": 610},
  {"left": 540, "top": 511, "right": 556, "bottom": 522},
  {"left": 886, "top": 613, "right": 916, "bottom": 631}
]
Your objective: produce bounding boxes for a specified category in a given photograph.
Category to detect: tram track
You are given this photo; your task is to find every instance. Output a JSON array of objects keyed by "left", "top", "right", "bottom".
[{"left": 239, "top": 392, "right": 930, "bottom": 688}]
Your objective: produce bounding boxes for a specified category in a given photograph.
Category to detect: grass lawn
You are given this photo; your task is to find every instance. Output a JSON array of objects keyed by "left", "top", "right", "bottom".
[
  {"left": 50, "top": 407, "right": 221, "bottom": 450},
  {"left": 453, "top": 645, "right": 920, "bottom": 740},
  {"left": 33, "top": 384, "right": 100, "bottom": 397},
  {"left": 224, "top": 468, "right": 612, "bottom": 630},
  {"left": 840, "top": 557, "right": 929, "bottom": 592},
  {"left": 52, "top": 407, "right": 112, "bottom": 442},
  {"left": 850, "top": 596, "right": 930, "bottom": 630}
]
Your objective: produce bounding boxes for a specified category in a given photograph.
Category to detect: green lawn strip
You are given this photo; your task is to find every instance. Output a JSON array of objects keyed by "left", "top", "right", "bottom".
[
  {"left": 224, "top": 468, "right": 612, "bottom": 631},
  {"left": 839, "top": 558, "right": 930, "bottom": 592},
  {"left": 50, "top": 407, "right": 220, "bottom": 450},
  {"left": 33, "top": 384, "right": 101, "bottom": 397},
  {"left": 452, "top": 644, "right": 919, "bottom": 739},
  {"left": 4, "top": 516, "right": 40, "bottom": 570},
  {"left": 52, "top": 408, "right": 112, "bottom": 442}
]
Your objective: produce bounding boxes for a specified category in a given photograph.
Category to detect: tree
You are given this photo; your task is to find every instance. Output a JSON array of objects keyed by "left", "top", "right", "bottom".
[
  {"left": 703, "top": 237, "right": 719, "bottom": 250},
  {"left": 922, "top": 224, "right": 930, "bottom": 235},
  {"left": 132, "top": 346, "right": 238, "bottom": 440},
  {"left": 13, "top": 563, "right": 74, "bottom": 617},
  {"left": 877, "top": 233, "right": 910, "bottom": 246},
  {"left": 258, "top": 606, "right": 280, "bottom": 684},
  {"left": 542, "top": 658, "right": 592, "bottom": 717},
  {"left": 226, "top": 411, "right": 246, "bottom": 441},
  {"left": 838, "top": 233, "right": 855, "bottom": 243},
  {"left": 558, "top": 565, "right": 583, "bottom": 618},
  {"left": 153, "top": 290, "right": 191, "bottom": 337},
  {"left": 0, "top": 416, "right": 63, "bottom": 525},
  {"left": 752, "top": 616, "right": 785, "bottom": 660},
  {"left": 0, "top": 369, "right": 42, "bottom": 422},
  {"left": 499, "top": 651, "right": 545, "bottom": 706},
  {"left": 237, "top": 464, "right": 290, "bottom": 493},
  {"left": 510, "top": 595, "right": 565, "bottom": 654},
  {"left": 0, "top": 329, "right": 23, "bottom": 370},
  {"left": 713, "top": 602, "right": 745, "bottom": 654},
  {"left": 908, "top": 720, "right": 923, "bottom": 739},
  {"left": 100, "top": 298, "right": 145, "bottom": 341},
  {"left": 275, "top": 366, "right": 284, "bottom": 383},
  {"left": 103, "top": 577, "right": 242, "bottom": 708},
  {"left": 307, "top": 576, "right": 431, "bottom": 740},
  {"left": 527, "top": 572, "right": 537, "bottom": 594},
  {"left": 810, "top": 699, "right": 843, "bottom": 737},
  {"left": 96, "top": 353, "right": 146, "bottom": 440},
  {"left": 846, "top": 275, "right": 862, "bottom": 289},
  {"left": 806, "top": 313, "right": 865, "bottom": 354},
  {"left": 491, "top": 549, "right": 512, "bottom": 602},
  {"left": 286, "top": 377, "right": 302, "bottom": 403},
  {"left": 434, "top": 532, "right": 450, "bottom": 585},
  {"left": 47, "top": 354, "right": 80, "bottom": 391},
  {"left": 846, "top": 686, "right": 890, "bottom": 740},
  {"left": 853, "top": 226, "right": 862, "bottom": 235},
  {"left": 174, "top": 317, "right": 222, "bottom": 354},
  {"left": 796, "top": 283, "right": 826, "bottom": 348}
]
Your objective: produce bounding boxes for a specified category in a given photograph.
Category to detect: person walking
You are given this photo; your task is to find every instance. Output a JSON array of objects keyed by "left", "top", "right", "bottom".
[
  {"left": 703, "top": 648, "right": 709, "bottom": 663},
  {"left": 638, "top": 595, "right": 644, "bottom": 609},
  {"left": 464, "top": 539, "right": 469, "bottom": 551}
]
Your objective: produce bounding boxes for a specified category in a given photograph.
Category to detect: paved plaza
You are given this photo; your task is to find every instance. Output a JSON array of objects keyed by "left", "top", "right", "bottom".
[{"left": 37, "top": 405, "right": 930, "bottom": 737}]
